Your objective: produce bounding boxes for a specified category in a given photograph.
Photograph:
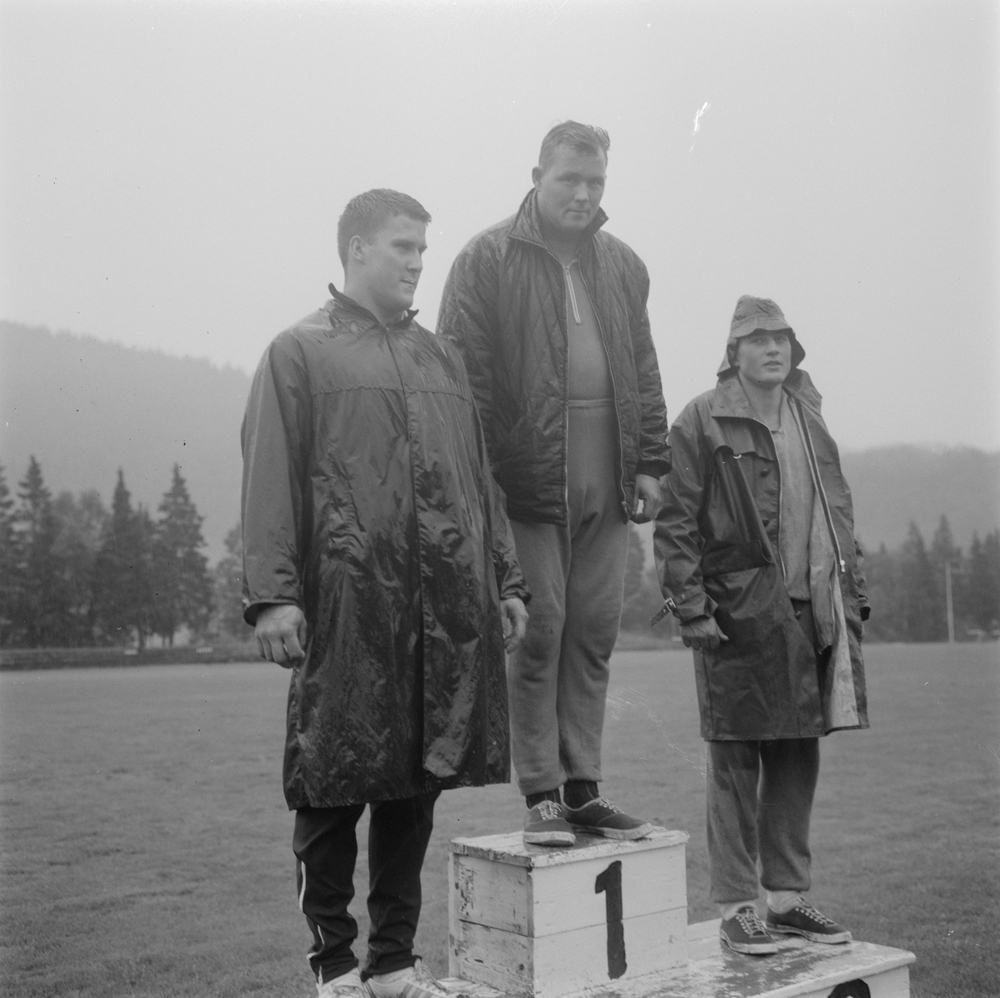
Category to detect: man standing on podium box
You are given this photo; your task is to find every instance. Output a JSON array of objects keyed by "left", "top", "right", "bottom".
[
  {"left": 439, "top": 122, "right": 670, "bottom": 847},
  {"left": 242, "top": 189, "right": 529, "bottom": 998},
  {"left": 654, "top": 296, "right": 870, "bottom": 955}
]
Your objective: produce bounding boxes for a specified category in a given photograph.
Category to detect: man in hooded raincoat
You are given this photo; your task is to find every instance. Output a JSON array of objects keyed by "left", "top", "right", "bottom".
[
  {"left": 241, "top": 190, "right": 529, "bottom": 998},
  {"left": 438, "top": 122, "right": 670, "bottom": 847},
  {"left": 654, "top": 296, "right": 869, "bottom": 957}
]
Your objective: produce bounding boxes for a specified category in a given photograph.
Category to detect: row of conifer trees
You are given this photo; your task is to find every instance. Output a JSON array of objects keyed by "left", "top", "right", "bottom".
[
  {"left": 2, "top": 455, "right": 997, "bottom": 648},
  {"left": 0, "top": 458, "right": 247, "bottom": 649},
  {"left": 619, "top": 517, "right": 1000, "bottom": 643}
]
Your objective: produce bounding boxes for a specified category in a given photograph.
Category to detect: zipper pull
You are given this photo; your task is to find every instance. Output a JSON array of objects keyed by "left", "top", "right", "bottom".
[{"left": 564, "top": 264, "right": 582, "bottom": 324}]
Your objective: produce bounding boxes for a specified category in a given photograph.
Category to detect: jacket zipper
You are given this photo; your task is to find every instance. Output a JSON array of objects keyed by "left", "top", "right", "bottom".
[
  {"left": 793, "top": 399, "right": 846, "bottom": 574},
  {"left": 549, "top": 253, "right": 571, "bottom": 516},
  {"left": 512, "top": 210, "right": 611, "bottom": 523},
  {"left": 564, "top": 262, "right": 582, "bottom": 323}
]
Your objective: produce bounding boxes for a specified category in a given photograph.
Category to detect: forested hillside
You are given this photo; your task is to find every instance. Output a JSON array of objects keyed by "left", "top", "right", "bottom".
[
  {"left": 842, "top": 446, "right": 1000, "bottom": 551},
  {"left": 1, "top": 322, "right": 246, "bottom": 561},
  {"left": 2, "top": 321, "right": 998, "bottom": 563}
]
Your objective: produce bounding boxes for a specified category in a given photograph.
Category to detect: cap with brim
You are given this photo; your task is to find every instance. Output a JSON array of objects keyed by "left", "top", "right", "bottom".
[{"left": 718, "top": 295, "right": 804, "bottom": 375}]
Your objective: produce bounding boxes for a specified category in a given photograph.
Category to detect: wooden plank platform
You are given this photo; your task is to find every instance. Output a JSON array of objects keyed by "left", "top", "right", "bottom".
[
  {"left": 441, "top": 918, "right": 915, "bottom": 998},
  {"left": 450, "top": 830, "right": 690, "bottom": 998},
  {"left": 450, "top": 829, "right": 690, "bottom": 868}
]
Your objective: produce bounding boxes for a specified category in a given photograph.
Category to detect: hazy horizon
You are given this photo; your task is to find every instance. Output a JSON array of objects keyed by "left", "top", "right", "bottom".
[{"left": 2, "top": 0, "right": 997, "bottom": 453}]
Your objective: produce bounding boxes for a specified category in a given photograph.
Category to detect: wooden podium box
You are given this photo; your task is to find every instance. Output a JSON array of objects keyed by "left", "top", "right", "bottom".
[{"left": 448, "top": 829, "right": 689, "bottom": 998}]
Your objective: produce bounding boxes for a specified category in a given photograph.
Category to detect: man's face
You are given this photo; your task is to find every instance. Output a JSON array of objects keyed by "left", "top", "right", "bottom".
[
  {"left": 356, "top": 214, "right": 427, "bottom": 318},
  {"left": 734, "top": 331, "right": 793, "bottom": 387},
  {"left": 532, "top": 144, "right": 607, "bottom": 240}
]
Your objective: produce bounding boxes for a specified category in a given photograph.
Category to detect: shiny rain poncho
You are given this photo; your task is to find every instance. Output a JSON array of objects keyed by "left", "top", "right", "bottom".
[
  {"left": 242, "top": 288, "right": 529, "bottom": 808},
  {"left": 654, "top": 358, "right": 869, "bottom": 742}
]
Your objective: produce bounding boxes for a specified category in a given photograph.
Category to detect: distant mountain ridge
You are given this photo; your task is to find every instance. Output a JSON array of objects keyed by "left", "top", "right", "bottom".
[
  {"left": 840, "top": 445, "right": 999, "bottom": 551},
  {"left": 1, "top": 322, "right": 997, "bottom": 563},
  {"left": 1, "top": 321, "right": 248, "bottom": 562}
]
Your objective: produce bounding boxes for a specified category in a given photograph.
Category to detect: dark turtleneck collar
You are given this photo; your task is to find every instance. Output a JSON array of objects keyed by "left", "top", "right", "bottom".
[
  {"left": 327, "top": 282, "right": 418, "bottom": 329},
  {"left": 509, "top": 189, "right": 609, "bottom": 252}
]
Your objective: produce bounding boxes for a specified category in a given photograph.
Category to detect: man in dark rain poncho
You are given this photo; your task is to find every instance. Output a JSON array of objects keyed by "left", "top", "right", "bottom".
[
  {"left": 241, "top": 190, "right": 529, "bottom": 998},
  {"left": 654, "top": 296, "right": 869, "bottom": 957}
]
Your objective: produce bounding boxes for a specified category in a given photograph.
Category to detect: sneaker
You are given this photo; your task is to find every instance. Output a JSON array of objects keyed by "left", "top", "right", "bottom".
[
  {"left": 365, "top": 959, "right": 452, "bottom": 998},
  {"left": 523, "top": 799, "right": 576, "bottom": 846},
  {"left": 719, "top": 904, "right": 779, "bottom": 955},
  {"left": 766, "top": 898, "right": 852, "bottom": 944},
  {"left": 318, "top": 968, "right": 367, "bottom": 998},
  {"left": 564, "top": 797, "right": 654, "bottom": 840}
]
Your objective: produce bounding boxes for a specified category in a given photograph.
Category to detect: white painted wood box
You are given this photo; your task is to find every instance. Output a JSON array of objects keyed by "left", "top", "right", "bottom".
[{"left": 448, "top": 829, "right": 689, "bottom": 998}]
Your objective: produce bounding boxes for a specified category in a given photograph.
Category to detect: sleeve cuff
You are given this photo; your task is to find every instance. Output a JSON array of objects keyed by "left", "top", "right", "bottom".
[
  {"left": 243, "top": 598, "right": 301, "bottom": 627},
  {"left": 652, "top": 588, "right": 717, "bottom": 625},
  {"left": 637, "top": 459, "right": 670, "bottom": 478}
]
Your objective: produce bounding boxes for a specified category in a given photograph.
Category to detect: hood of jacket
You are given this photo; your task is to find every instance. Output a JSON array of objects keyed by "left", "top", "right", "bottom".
[
  {"left": 717, "top": 294, "right": 806, "bottom": 376},
  {"left": 710, "top": 364, "right": 824, "bottom": 422},
  {"left": 327, "top": 282, "right": 419, "bottom": 329}
]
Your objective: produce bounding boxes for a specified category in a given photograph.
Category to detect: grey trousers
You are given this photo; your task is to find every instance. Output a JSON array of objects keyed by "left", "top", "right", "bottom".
[
  {"left": 707, "top": 737, "right": 820, "bottom": 903},
  {"left": 508, "top": 400, "right": 628, "bottom": 796},
  {"left": 706, "top": 599, "right": 822, "bottom": 903}
]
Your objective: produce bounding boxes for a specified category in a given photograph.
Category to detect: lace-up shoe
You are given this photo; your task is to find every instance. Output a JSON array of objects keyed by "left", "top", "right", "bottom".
[
  {"left": 719, "top": 905, "right": 779, "bottom": 955},
  {"left": 564, "top": 797, "right": 654, "bottom": 840},
  {"left": 766, "top": 898, "right": 852, "bottom": 944},
  {"left": 523, "top": 799, "right": 576, "bottom": 846},
  {"left": 318, "top": 968, "right": 367, "bottom": 998},
  {"left": 365, "top": 960, "right": 454, "bottom": 998}
]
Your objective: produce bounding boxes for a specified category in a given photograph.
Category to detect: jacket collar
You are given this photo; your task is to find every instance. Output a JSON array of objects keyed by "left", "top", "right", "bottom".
[
  {"left": 508, "top": 189, "right": 608, "bottom": 252},
  {"left": 710, "top": 368, "right": 823, "bottom": 420},
  {"left": 326, "top": 283, "right": 418, "bottom": 329}
]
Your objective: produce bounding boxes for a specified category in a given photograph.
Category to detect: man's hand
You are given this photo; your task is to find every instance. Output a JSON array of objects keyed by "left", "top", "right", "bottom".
[
  {"left": 255, "top": 604, "right": 308, "bottom": 668},
  {"left": 680, "top": 614, "right": 729, "bottom": 652},
  {"left": 501, "top": 597, "right": 528, "bottom": 653},
  {"left": 632, "top": 473, "right": 661, "bottom": 523}
]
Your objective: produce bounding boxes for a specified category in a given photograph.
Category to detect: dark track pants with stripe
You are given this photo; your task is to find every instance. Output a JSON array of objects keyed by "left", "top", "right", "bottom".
[{"left": 292, "top": 791, "right": 440, "bottom": 985}]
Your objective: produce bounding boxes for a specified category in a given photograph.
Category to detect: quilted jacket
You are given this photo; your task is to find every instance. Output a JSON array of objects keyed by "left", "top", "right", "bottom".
[
  {"left": 438, "top": 191, "right": 670, "bottom": 524},
  {"left": 241, "top": 287, "right": 528, "bottom": 807}
]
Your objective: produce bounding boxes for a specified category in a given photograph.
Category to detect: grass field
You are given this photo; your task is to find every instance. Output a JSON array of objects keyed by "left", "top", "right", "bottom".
[{"left": 2, "top": 643, "right": 997, "bottom": 998}]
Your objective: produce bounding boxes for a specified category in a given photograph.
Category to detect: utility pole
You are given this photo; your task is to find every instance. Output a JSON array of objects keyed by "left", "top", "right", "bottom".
[{"left": 945, "top": 560, "right": 955, "bottom": 643}]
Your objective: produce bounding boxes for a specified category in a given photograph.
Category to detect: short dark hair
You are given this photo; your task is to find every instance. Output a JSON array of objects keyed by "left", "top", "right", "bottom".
[
  {"left": 538, "top": 121, "right": 611, "bottom": 172},
  {"left": 337, "top": 189, "right": 431, "bottom": 268}
]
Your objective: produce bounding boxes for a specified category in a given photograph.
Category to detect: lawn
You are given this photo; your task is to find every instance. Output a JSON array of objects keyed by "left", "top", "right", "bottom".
[{"left": 1, "top": 643, "right": 997, "bottom": 998}]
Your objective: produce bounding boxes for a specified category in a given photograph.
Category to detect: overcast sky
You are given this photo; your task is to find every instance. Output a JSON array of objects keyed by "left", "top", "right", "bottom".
[{"left": 1, "top": 0, "right": 997, "bottom": 451}]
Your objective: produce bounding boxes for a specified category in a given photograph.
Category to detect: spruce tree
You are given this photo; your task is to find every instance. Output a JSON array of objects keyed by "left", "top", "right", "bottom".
[
  {"left": 152, "top": 465, "right": 213, "bottom": 645},
  {"left": 859, "top": 543, "right": 904, "bottom": 642},
  {"left": 967, "top": 531, "right": 1000, "bottom": 635},
  {"left": 53, "top": 489, "right": 110, "bottom": 646},
  {"left": 93, "top": 470, "right": 154, "bottom": 649},
  {"left": 213, "top": 523, "right": 248, "bottom": 639},
  {"left": 984, "top": 532, "right": 1000, "bottom": 634},
  {"left": 12, "top": 457, "right": 66, "bottom": 646},
  {"left": 899, "top": 521, "right": 943, "bottom": 641},
  {"left": 0, "top": 464, "right": 19, "bottom": 645}
]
